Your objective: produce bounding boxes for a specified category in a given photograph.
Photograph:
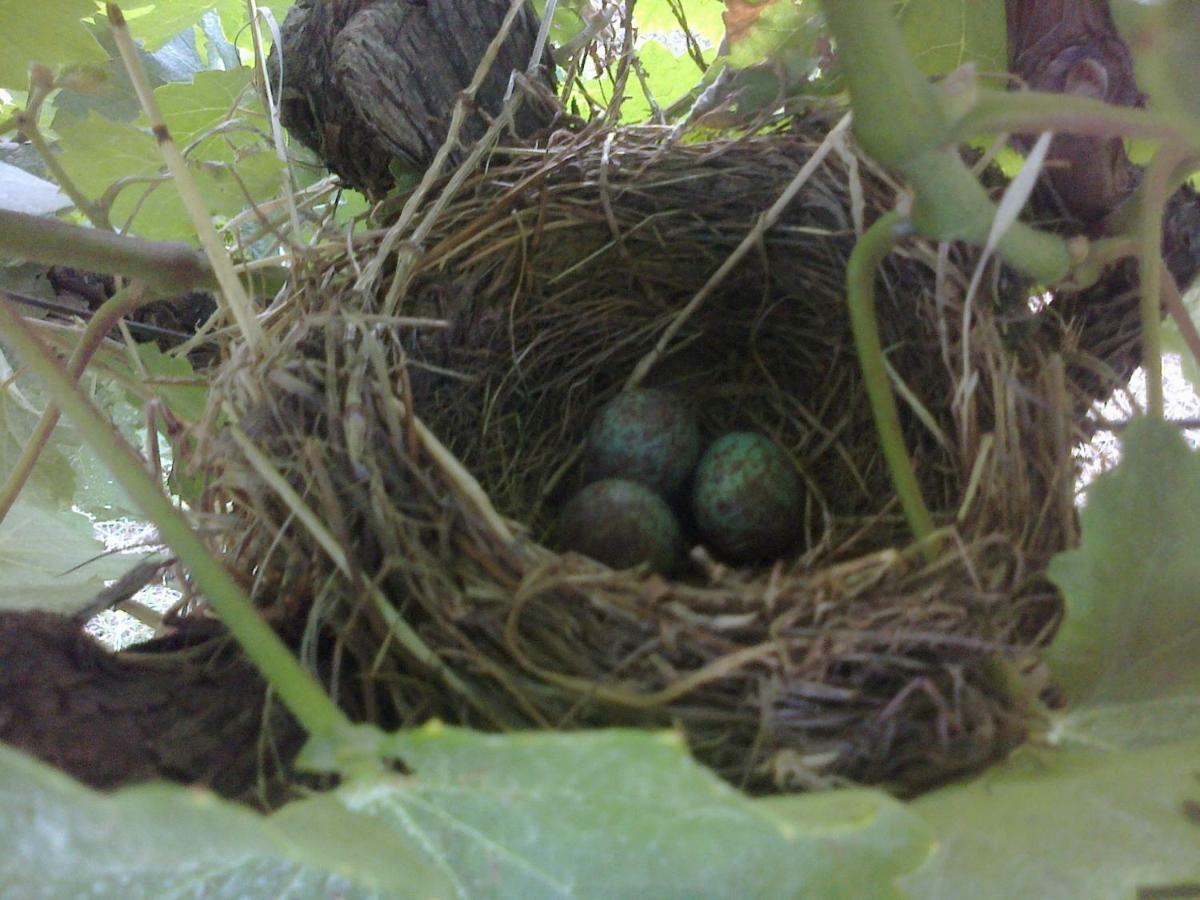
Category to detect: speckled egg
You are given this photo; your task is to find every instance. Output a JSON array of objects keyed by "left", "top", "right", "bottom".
[
  {"left": 691, "top": 432, "right": 803, "bottom": 564},
  {"left": 557, "top": 478, "right": 684, "bottom": 575},
  {"left": 584, "top": 389, "right": 700, "bottom": 497}
]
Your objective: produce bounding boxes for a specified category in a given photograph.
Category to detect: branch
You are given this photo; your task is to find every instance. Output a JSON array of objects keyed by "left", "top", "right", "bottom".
[{"left": 0, "top": 210, "right": 216, "bottom": 293}]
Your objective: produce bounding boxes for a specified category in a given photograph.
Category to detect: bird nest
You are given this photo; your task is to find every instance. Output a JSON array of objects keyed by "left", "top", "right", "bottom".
[{"left": 190, "top": 111, "right": 1094, "bottom": 793}]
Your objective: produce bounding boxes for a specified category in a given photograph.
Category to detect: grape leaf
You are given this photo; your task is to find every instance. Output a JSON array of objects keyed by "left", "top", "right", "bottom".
[
  {"left": 53, "top": 22, "right": 208, "bottom": 129},
  {"left": 723, "top": 0, "right": 821, "bottom": 74},
  {"left": 2, "top": 330, "right": 144, "bottom": 519},
  {"left": 1050, "top": 695, "right": 1200, "bottom": 752},
  {"left": 352, "top": 725, "right": 932, "bottom": 898},
  {"left": 1113, "top": 0, "right": 1200, "bottom": 122},
  {"left": 0, "top": 501, "right": 129, "bottom": 614},
  {"left": 903, "top": 737, "right": 1200, "bottom": 899},
  {"left": 0, "top": 742, "right": 454, "bottom": 898},
  {"left": 4, "top": 723, "right": 931, "bottom": 897},
  {"left": 0, "top": 348, "right": 78, "bottom": 509},
  {"left": 637, "top": 0, "right": 727, "bottom": 45},
  {"left": 55, "top": 70, "right": 283, "bottom": 239},
  {"left": 130, "top": 343, "right": 209, "bottom": 426},
  {"left": 1046, "top": 418, "right": 1200, "bottom": 705},
  {"left": 623, "top": 39, "right": 705, "bottom": 123},
  {"left": 530, "top": 0, "right": 589, "bottom": 51},
  {"left": 117, "top": 0, "right": 294, "bottom": 53},
  {"left": 895, "top": 0, "right": 1007, "bottom": 77},
  {"left": 0, "top": 0, "right": 105, "bottom": 89}
]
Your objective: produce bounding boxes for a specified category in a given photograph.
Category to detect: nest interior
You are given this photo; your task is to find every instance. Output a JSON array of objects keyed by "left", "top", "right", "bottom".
[{"left": 195, "top": 113, "right": 1096, "bottom": 794}]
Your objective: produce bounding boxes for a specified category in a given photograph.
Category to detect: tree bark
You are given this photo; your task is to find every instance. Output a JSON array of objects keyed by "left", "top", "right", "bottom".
[
  {"left": 1007, "top": 0, "right": 1200, "bottom": 396},
  {"left": 1006, "top": 0, "right": 1142, "bottom": 225},
  {"left": 271, "top": 0, "right": 556, "bottom": 196}
]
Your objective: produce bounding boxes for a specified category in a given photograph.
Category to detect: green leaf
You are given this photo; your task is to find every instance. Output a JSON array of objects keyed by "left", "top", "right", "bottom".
[
  {"left": 51, "top": 20, "right": 208, "bottom": 131},
  {"left": 0, "top": 0, "right": 105, "bottom": 89},
  {"left": 0, "top": 344, "right": 142, "bottom": 518},
  {"left": 130, "top": 343, "right": 209, "bottom": 426},
  {"left": 903, "top": 737, "right": 1200, "bottom": 899},
  {"left": 0, "top": 501, "right": 129, "bottom": 614},
  {"left": 56, "top": 70, "right": 283, "bottom": 239},
  {"left": 530, "top": 0, "right": 588, "bottom": 51},
  {"left": 622, "top": 39, "right": 705, "bottom": 123},
  {"left": 3, "top": 723, "right": 930, "bottom": 897},
  {"left": 1162, "top": 289, "right": 1200, "bottom": 395},
  {"left": 895, "top": 0, "right": 1007, "bottom": 77},
  {"left": 1050, "top": 695, "right": 1200, "bottom": 752},
  {"left": 355, "top": 725, "right": 932, "bottom": 898},
  {"left": 636, "top": 0, "right": 727, "bottom": 45},
  {"left": 0, "top": 355, "right": 77, "bottom": 509},
  {"left": 1113, "top": 0, "right": 1200, "bottom": 122},
  {"left": 0, "top": 742, "right": 455, "bottom": 898},
  {"left": 118, "top": 0, "right": 294, "bottom": 53},
  {"left": 1046, "top": 418, "right": 1200, "bottom": 705},
  {"left": 724, "top": 0, "right": 821, "bottom": 76}
]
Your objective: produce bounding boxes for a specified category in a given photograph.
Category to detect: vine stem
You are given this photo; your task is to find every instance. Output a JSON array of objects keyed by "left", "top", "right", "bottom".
[
  {"left": 0, "top": 302, "right": 350, "bottom": 741},
  {"left": 0, "top": 288, "right": 146, "bottom": 526},
  {"left": 0, "top": 210, "right": 218, "bottom": 294},
  {"left": 14, "top": 113, "right": 112, "bottom": 229},
  {"left": 955, "top": 88, "right": 1199, "bottom": 149},
  {"left": 1137, "top": 145, "right": 1193, "bottom": 418},
  {"left": 847, "top": 211, "right": 937, "bottom": 555}
]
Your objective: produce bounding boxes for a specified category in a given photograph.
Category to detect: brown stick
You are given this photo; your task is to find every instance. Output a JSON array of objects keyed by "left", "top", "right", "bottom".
[{"left": 0, "top": 210, "right": 216, "bottom": 294}]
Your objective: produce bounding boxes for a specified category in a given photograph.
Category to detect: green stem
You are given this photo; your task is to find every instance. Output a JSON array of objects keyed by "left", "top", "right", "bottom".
[
  {"left": 847, "top": 211, "right": 937, "bottom": 554},
  {"left": 0, "top": 288, "right": 145, "bottom": 526},
  {"left": 15, "top": 113, "right": 112, "bottom": 229},
  {"left": 817, "top": 0, "right": 1070, "bottom": 284},
  {"left": 0, "top": 302, "right": 350, "bottom": 740},
  {"left": 954, "top": 88, "right": 1199, "bottom": 148},
  {"left": 1137, "top": 146, "right": 1192, "bottom": 418},
  {"left": 819, "top": 0, "right": 947, "bottom": 163},
  {"left": 901, "top": 149, "right": 1070, "bottom": 282}
]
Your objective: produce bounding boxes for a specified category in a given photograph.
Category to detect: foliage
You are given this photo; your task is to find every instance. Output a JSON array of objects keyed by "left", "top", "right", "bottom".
[
  {"left": 3, "top": 0, "right": 1200, "bottom": 895},
  {"left": 0, "top": 727, "right": 930, "bottom": 898},
  {"left": 5, "top": 718, "right": 1200, "bottom": 898},
  {"left": 1113, "top": 0, "right": 1200, "bottom": 122},
  {"left": 905, "top": 732, "right": 1200, "bottom": 899},
  {"left": 1047, "top": 419, "right": 1200, "bottom": 705},
  {"left": 0, "top": 740, "right": 454, "bottom": 898},
  {"left": 0, "top": 345, "right": 144, "bottom": 518},
  {"left": 54, "top": 69, "right": 283, "bottom": 239},
  {"left": 0, "top": 0, "right": 105, "bottom": 88},
  {"left": 0, "top": 500, "right": 130, "bottom": 613},
  {"left": 895, "top": 0, "right": 1006, "bottom": 76}
]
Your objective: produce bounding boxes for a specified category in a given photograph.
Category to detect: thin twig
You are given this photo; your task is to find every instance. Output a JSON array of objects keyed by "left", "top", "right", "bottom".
[
  {"left": 0, "top": 287, "right": 148, "bottom": 526},
  {"left": 359, "top": 0, "right": 532, "bottom": 302},
  {"left": 1161, "top": 262, "right": 1200, "bottom": 379},
  {"left": 107, "top": 2, "right": 264, "bottom": 349}
]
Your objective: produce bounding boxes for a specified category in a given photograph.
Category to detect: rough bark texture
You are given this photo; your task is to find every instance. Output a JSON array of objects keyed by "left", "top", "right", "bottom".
[
  {"left": 0, "top": 612, "right": 307, "bottom": 808},
  {"left": 1007, "top": 0, "right": 1200, "bottom": 393},
  {"left": 1008, "top": 0, "right": 1142, "bottom": 224},
  {"left": 271, "top": 0, "right": 556, "bottom": 195}
]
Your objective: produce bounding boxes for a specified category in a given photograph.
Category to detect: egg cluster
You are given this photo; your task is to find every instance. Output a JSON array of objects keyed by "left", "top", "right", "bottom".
[{"left": 556, "top": 389, "right": 804, "bottom": 574}]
